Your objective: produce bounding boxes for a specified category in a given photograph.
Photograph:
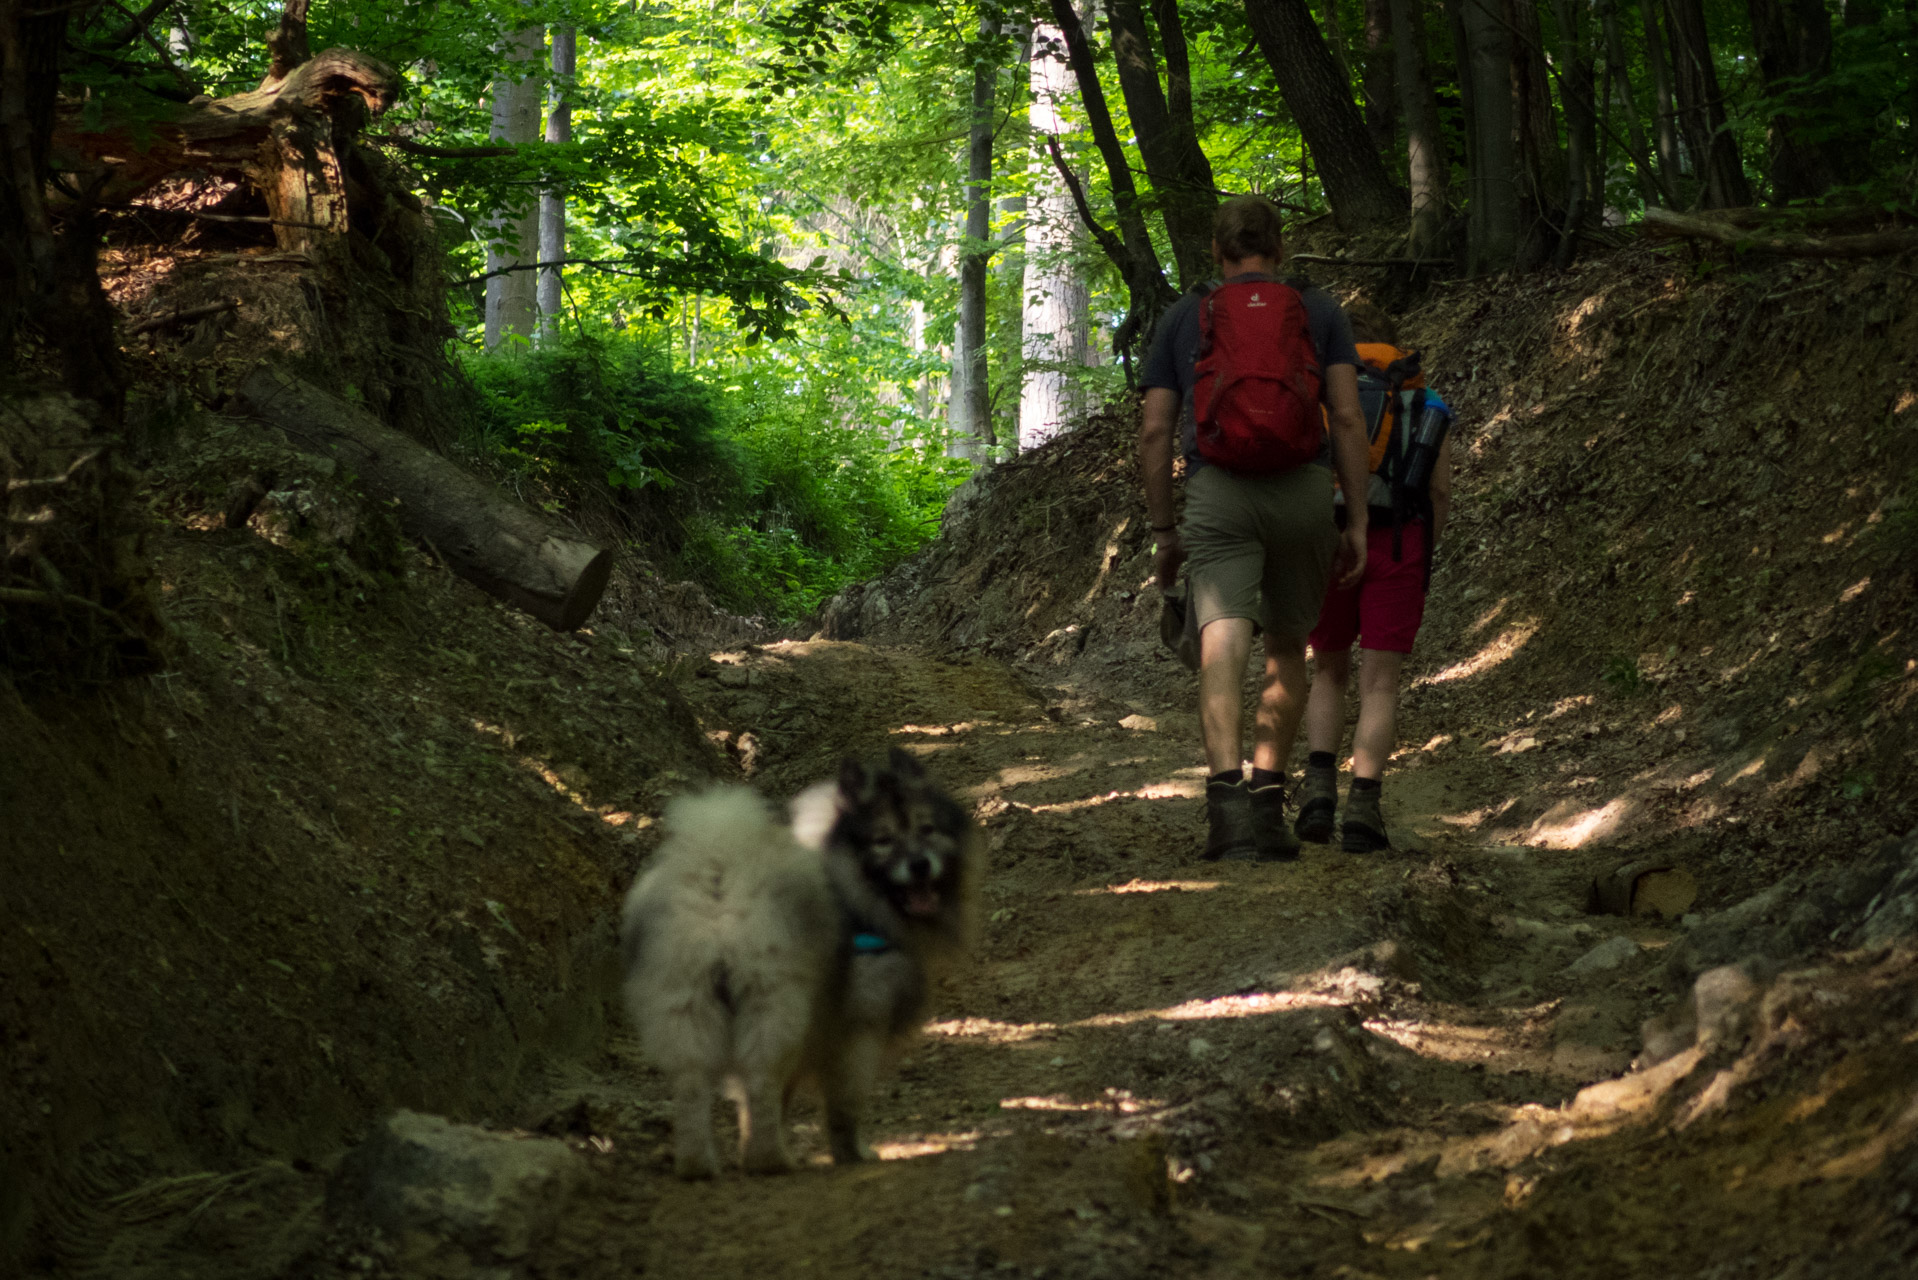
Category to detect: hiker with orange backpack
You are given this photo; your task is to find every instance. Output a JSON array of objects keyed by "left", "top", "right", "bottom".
[
  {"left": 1139, "top": 196, "right": 1373, "bottom": 863},
  {"left": 1296, "top": 301, "right": 1455, "bottom": 853}
]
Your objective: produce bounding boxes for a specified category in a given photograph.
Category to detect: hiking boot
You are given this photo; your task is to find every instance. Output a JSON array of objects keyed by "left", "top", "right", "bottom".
[
  {"left": 1201, "top": 779, "right": 1257, "bottom": 862},
  {"left": 1248, "top": 780, "right": 1301, "bottom": 862},
  {"left": 1340, "top": 781, "right": 1390, "bottom": 853},
  {"left": 1293, "top": 764, "right": 1339, "bottom": 844}
]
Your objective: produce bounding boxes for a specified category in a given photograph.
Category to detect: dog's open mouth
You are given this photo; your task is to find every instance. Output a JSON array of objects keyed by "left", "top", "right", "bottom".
[{"left": 901, "top": 887, "right": 941, "bottom": 918}]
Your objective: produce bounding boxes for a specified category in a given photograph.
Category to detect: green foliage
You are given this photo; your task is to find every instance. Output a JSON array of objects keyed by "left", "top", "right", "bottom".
[
  {"left": 456, "top": 328, "right": 967, "bottom": 618},
  {"left": 1602, "top": 654, "right": 1648, "bottom": 695}
]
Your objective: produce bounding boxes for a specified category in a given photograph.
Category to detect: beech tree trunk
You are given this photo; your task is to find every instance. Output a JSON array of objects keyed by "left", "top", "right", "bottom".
[
  {"left": 1360, "top": 0, "right": 1400, "bottom": 159},
  {"left": 1106, "top": 0, "right": 1217, "bottom": 288},
  {"left": 1640, "top": 0, "right": 1685, "bottom": 193},
  {"left": 235, "top": 366, "right": 613, "bottom": 630},
  {"left": 1241, "top": 0, "right": 1405, "bottom": 230},
  {"left": 485, "top": 25, "right": 543, "bottom": 350},
  {"left": 948, "top": 16, "right": 997, "bottom": 462},
  {"left": 1044, "top": 0, "right": 1177, "bottom": 360},
  {"left": 1551, "top": 0, "right": 1599, "bottom": 267},
  {"left": 1389, "top": 0, "right": 1449, "bottom": 257},
  {"left": 1020, "top": 27, "right": 1091, "bottom": 452},
  {"left": 1664, "top": 0, "right": 1752, "bottom": 207},
  {"left": 1745, "top": 0, "right": 1865, "bottom": 201},
  {"left": 1509, "top": 0, "right": 1564, "bottom": 265},
  {"left": 537, "top": 26, "right": 575, "bottom": 341},
  {"left": 1601, "top": 0, "right": 1671, "bottom": 206},
  {"left": 1458, "top": 0, "right": 1519, "bottom": 270}
]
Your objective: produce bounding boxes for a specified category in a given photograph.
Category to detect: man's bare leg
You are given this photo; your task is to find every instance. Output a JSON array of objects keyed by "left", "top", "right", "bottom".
[
  {"left": 1252, "top": 635, "right": 1311, "bottom": 774},
  {"left": 1198, "top": 617, "right": 1255, "bottom": 774},
  {"left": 1197, "top": 617, "right": 1257, "bottom": 860}
]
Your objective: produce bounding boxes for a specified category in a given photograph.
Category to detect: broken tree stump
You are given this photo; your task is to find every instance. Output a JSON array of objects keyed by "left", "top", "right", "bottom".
[{"left": 234, "top": 366, "right": 612, "bottom": 630}]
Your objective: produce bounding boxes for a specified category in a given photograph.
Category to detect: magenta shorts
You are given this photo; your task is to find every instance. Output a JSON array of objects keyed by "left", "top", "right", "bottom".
[{"left": 1309, "top": 519, "right": 1428, "bottom": 655}]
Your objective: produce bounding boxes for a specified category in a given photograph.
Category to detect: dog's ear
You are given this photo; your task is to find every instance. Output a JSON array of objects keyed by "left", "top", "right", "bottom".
[
  {"left": 886, "top": 746, "right": 925, "bottom": 779},
  {"left": 838, "top": 755, "right": 872, "bottom": 799}
]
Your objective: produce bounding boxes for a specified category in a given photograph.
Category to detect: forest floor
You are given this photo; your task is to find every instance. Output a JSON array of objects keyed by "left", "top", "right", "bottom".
[
  {"left": 9, "top": 242, "right": 1918, "bottom": 1278},
  {"left": 420, "top": 636, "right": 1918, "bottom": 1280}
]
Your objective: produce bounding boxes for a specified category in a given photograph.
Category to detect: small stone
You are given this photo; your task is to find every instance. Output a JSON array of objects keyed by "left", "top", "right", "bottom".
[
  {"left": 715, "top": 666, "right": 750, "bottom": 688},
  {"left": 1117, "top": 713, "right": 1158, "bottom": 732},
  {"left": 1186, "top": 1037, "right": 1214, "bottom": 1060},
  {"left": 1567, "top": 935, "right": 1642, "bottom": 977}
]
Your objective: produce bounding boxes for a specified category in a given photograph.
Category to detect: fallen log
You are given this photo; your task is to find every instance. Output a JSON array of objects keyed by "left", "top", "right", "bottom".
[
  {"left": 233, "top": 366, "right": 612, "bottom": 631},
  {"left": 1641, "top": 207, "right": 1918, "bottom": 259}
]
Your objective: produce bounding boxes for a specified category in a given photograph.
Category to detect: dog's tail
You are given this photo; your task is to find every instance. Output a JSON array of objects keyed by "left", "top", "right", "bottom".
[{"left": 660, "top": 785, "right": 786, "bottom": 861}]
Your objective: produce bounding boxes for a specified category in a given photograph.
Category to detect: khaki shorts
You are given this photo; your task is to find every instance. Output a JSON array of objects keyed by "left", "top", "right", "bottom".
[{"left": 1182, "top": 463, "right": 1338, "bottom": 649}]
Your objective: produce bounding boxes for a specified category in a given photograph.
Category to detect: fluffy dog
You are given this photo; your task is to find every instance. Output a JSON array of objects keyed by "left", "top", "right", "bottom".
[{"left": 619, "top": 748, "right": 980, "bottom": 1177}]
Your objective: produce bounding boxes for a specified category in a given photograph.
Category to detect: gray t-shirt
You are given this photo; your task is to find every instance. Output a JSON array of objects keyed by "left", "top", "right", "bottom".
[{"left": 1139, "top": 275, "right": 1360, "bottom": 470}]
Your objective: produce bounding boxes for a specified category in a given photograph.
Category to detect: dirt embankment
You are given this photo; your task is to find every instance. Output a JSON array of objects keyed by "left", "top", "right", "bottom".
[{"left": 824, "top": 243, "right": 1918, "bottom": 902}]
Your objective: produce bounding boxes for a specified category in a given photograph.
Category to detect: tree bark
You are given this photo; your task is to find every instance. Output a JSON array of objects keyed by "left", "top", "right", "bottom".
[
  {"left": 1551, "top": 0, "right": 1599, "bottom": 267},
  {"left": 1044, "top": 0, "right": 1177, "bottom": 360},
  {"left": 1509, "top": 0, "right": 1564, "bottom": 259},
  {"left": 1242, "top": 0, "right": 1405, "bottom": 230},
  {"left": 1744, "top": 0, "right": 1865, "bottom": 202},
  {"left": 1664, "top": 0, "right": 1752, "bottom": 207},
  {"left": 235, "top": 366, "right": 613, "bottom": 630},
  {"left": 1020, "top": 26, "right": 1091, "bottom": 452},
  {"left": 1458, "top": 0, "right": 1519, "bottom": 270},
  {"left": 1640, "top": 0, "right": 1684, "bottom": 193},
  {"left": 1389, "top": 0, "right": 1449, "bottom": 257},
  {"left": 485, "top": 25, "right": 543, "bottom": 350},
  {"left": 949, "top": 16, "right": 997, "bottom": 462},
  {"left": 537, "top": 25, "right": 575, "bottom": 342},
  {"left": 1360, "top": 0, "right": 1400, "bottom": 159},
  {"left": 1104, "top": 0, "right": 1217, "bottom": 288},
  {"left": 1600, "top": 0, "right": 1671, "bottom": 206}
]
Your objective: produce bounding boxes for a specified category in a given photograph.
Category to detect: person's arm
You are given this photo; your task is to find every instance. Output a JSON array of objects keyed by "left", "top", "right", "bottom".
[
  {"left": 1322, "top": 364, "right": 1369, "bottom": 588},
  {"left": 1140, "top": 387, "right": 1185, "bottom": 588},
  {"left": 1429, "top": 433, "right": 1453, "bottom": 544}
]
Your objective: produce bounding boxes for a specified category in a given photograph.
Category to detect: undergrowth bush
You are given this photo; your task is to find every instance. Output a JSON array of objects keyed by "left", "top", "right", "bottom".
[{"left": 454, "top": 329, "right": 968, "bottom": 619}]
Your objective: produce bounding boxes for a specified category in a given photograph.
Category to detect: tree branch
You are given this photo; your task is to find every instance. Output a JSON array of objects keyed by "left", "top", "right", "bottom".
[
  {"left": 1044, "top": 134, "right": 1127, "bottom": 273},
  {"left": 447, "top": 258, "right": 657, "bottom": 287},
  {"left": 98, "top": 0, "right": 177, "bottom": 52},
  {"left": 1641, "top": 207, "right": 1918, "bottom": 258}
]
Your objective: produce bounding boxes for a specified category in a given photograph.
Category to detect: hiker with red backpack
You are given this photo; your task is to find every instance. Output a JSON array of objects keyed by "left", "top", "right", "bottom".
[
  {"left": 1139, "top": 195, "right": 1373, "bottom": 863},
  {"left": 1296, "top": 301, "right": 1455, "bottom": 853}
]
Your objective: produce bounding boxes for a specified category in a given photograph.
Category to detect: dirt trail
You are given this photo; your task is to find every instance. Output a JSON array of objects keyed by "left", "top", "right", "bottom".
[{"left": 441, "top": 637, "right": 1918, "bottom": 1280}]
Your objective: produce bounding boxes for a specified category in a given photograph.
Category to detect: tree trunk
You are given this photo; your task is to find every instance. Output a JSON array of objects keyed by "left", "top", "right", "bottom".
[
  {"left": 1458, "top": 0, "right": 1519, "bottom": 270},
  {"left": 1601, "top": 0, "right": 1671, "bottom": 205},
  {"left": 1104, "top": 0, "right": 1218, "bottom": 288},
  {"left": 485, "top": 25, "right": 543, "bottom": 350},
  {"left": 1664, "top": 0, "right": 1752, "bottom": 207},
  {"left": 1745, "top": 0, "right": 1861, "bottom": 201},
  {"left": 1044, "top": 0, "right": 1177, "bottom": 360},
  {"left": 1243, "top": 0, "right": 1405, "bottom": 230},
  {"left": 1360, "top": 0, "right": 1400, "bottom": 158},
  {"left": 235, "top": 366, "right": 613, "bottom": 630},
  {"left": 1509, "top": 0, "right": 1564, "bottom": 263},
  {"left": 1551, "top": 0, "right": 1599, "bottom": 267},
  {"left": 948, "top": 16, "right": 996, "bottom": 462},
  {"left": 537, "top": 25, "right": 574, "bottom": 342},
  {"left": 1389, "top": 0, "right": 1449, "bottom": 256},
  {"left": 1640, "top": 0, "right": 1684, "bottom": 194},
  {"left": 1020, "top": 26, "right": 1092, "bottom": 452}
]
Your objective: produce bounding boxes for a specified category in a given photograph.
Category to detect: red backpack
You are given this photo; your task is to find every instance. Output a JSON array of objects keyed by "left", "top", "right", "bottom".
[{"left": 1192, "top": 280, "right": 1324, "bottom": 473}]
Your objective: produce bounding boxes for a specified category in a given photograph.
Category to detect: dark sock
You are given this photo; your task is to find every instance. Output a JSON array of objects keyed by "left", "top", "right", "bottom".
[
  {"left": 1249, "top": 767, "right": 1285, "bottom": 790},
  {"left": 1307, "top": 751, "right": 1336, "bottom": 771},
  {"left": 1210, "top": 768, "right": 1243, "bottom": 786},
  {"left": 1352, "top": 776, "right": 1382, "bottom": 793}
]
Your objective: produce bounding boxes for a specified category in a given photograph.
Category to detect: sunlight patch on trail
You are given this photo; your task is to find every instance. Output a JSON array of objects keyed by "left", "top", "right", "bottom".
[
  {"left": 927, "top": 992, "right": 1341, "bottom": 1045},
  {"left": 873, "top": 1130, "right": 982, "bottom": 1160},
  {"left": 1076, "top": 879, "right": 1221, "bottom": 896},
  {"left": 1416, "top": 622, "right": 1538, "bottom": 686},
  {"left": 1000, "top": 1089, "right": 1163, "bottom": 1115}
]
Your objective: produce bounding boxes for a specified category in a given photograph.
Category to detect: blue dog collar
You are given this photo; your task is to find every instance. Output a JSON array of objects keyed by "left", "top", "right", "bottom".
[{"left": 851, "top": 932, "right": 892, "bottom": 954}]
